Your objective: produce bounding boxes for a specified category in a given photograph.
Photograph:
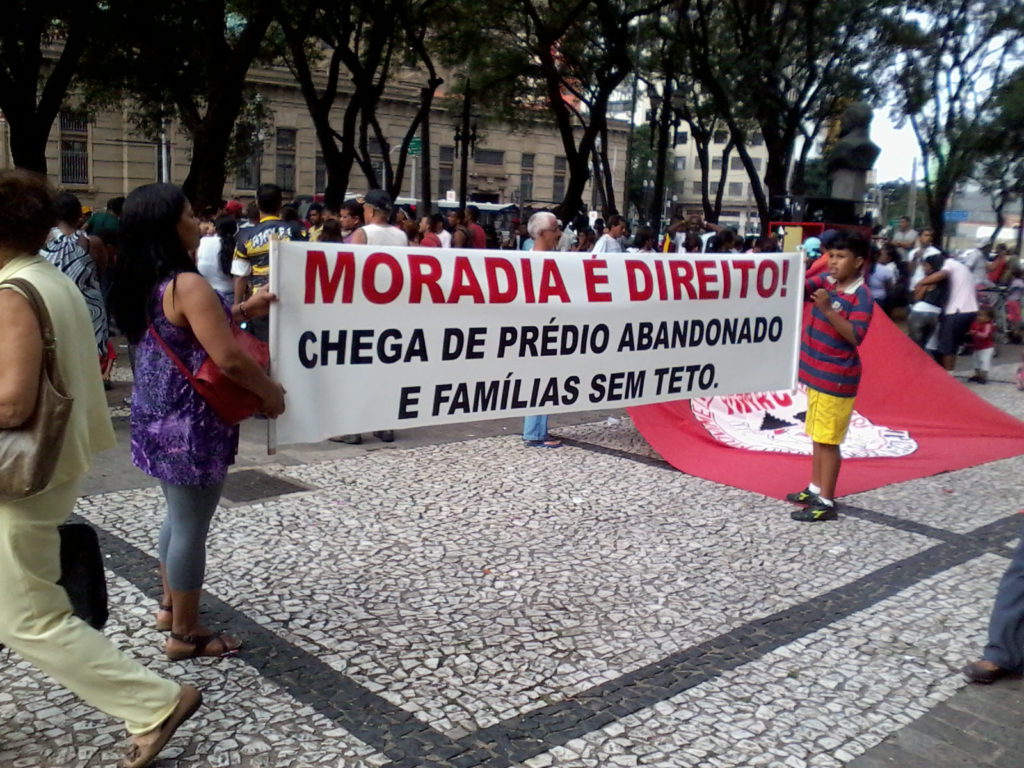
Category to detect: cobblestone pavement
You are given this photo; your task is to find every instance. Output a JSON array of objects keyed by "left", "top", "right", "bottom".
[{"left": 2, "top": 357, "right": 1024, "bottom": 767}]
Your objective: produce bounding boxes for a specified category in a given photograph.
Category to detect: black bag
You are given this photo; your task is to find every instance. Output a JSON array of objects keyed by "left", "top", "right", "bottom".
[{"left": 57, "top": 523, "right": 108, "bottom": 630}]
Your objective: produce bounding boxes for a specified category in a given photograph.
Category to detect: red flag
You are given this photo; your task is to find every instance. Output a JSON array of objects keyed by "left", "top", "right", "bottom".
[{"left": 629, "top": 309, "right": 1024, "bottom": 500}]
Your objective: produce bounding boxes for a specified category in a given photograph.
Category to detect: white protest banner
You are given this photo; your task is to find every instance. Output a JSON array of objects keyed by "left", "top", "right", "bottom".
[{"left": 268, "top": 242, "right": 804, "bottom": 445}]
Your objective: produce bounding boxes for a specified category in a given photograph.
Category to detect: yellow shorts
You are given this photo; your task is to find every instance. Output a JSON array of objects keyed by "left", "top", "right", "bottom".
[{"left": 805, "top": 388, "right": 854, "bottom": 445}]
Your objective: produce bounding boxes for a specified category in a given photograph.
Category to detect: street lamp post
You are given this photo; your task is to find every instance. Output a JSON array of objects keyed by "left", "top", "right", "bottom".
[{"left": 454, "top": 84, "right": 477, "bottom": 210}]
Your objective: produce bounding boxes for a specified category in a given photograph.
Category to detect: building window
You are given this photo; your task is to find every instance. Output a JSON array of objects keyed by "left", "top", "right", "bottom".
[
  {"left": 692, "top": 181, "right": 702, "bottom": 195},
  {"left": 675, "top": 129, "right": 688, "bottom": 145},
  {"left": 315, "top": 152, "right": 326, "bottom": 194},
  {"left": 59, "top": 111, "right": 89, "bottom": 185},
  {"left": 275, "top": 128, "right": 297, "bottom": 197},
  {"left": 710, "top": 181, "right": 720, "bottom": 194},
  {"left": 751, "top": 158, "right": 763, "bottom": 171},
  {"left": 674, "top": 156, "right": 686, "bottom": 171},
  {"left": 438, "top": 145, "right": 454, "bottom": 198},
  {"left": 728, "top": 182, "right": 744, "bottom": 197},
  {"left": 730, "top": 157, "right": 745, "bottom": 171},
  {"left": 750, "top": 132, "right": 764, "bottom": 146},
  {"left": 236, "top": 148, "right": 262, "bottom": 190},
  {"left": 521, "top": 153, "right": 535, "bottom": 202},
  {"left": 712, "top": 157, "right": 723, "bottom": 170},
  {"left": 475, "top": 149, "right": 504, "bottom": 165},
  {"left": 713, "top": 130, "right": 728, "bottom": 143},
  {"left": 553, "top": 157, "right": 567, "bottom": 201}
]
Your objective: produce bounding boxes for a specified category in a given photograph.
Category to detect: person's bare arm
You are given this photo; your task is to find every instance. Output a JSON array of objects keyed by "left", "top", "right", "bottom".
[
  {"left": 912, "top": 269, "right": 948, "bottom": 300},
  {"left": 165, "top": 273, "right": 285, "bottom": 417},
  {"left": 85, "top": 234, "right": 109, "bottom": 275},
  {"left": 0, "top": 290, "right": 43, "bottom": 428},
  {"left": 453, "top": 228, "right": 468, "bottom": 248},
  {"left": 351, "top": 228, "right": 367, "bottom": 245},
  {"left": 233, "top": 275, "right": 249, "bottom": 302}
]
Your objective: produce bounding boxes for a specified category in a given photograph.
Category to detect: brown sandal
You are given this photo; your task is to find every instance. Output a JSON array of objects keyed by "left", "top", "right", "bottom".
[{"left": 165, "top": 631, "right": 242, "bottom": 661}]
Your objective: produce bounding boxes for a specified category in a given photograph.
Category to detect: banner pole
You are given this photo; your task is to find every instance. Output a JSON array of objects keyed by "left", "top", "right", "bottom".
[
  {"left": 789, "top": 252, "right": 805, "bottom": 389},
  {"left": 267, "top": 237, "right": 279, "bottom": 456}
]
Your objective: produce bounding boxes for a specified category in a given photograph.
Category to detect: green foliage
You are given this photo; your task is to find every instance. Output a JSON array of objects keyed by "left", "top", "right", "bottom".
[
  {"left": 628, "top": 124, "right": 657, "bottom": 212},
  {"left": 0, "top": 2, "right": 113, "bottom": 171},
  {"left": 883, "top": 0, "right": 1024, "bottom": 236},
  {"left": 801, "top": 158, "right": 831, "bottom": 199},
  {"left": 671, "top": 0, "right": 891, "bottom": 229}
]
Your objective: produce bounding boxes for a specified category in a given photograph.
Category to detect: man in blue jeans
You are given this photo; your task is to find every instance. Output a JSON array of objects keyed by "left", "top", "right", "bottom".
[
  {"left": 522, "top": 211, "right": 563, "bottom": 448},
  {"left": 963, "top": 536, "right": 1024, "bottom": 683}
]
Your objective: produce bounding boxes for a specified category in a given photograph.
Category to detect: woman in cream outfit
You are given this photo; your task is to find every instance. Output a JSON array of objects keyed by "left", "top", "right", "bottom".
[{"left": 0, "top": 171, "right": 200, "bottom": 768}]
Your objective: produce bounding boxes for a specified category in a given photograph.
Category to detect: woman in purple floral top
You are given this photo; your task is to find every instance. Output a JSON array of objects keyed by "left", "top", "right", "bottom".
[{"left": 110, "top": 184, "right": 285, "bottom": 660}]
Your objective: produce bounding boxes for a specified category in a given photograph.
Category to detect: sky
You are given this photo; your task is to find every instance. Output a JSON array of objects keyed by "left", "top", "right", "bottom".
[{"left": 871, "top": 110, "right": 923, "bottom": 184}]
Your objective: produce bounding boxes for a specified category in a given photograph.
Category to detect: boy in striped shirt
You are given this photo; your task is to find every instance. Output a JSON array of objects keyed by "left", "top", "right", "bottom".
[{"left": 787, "top": 231, "right": 873, "bottom": 522}]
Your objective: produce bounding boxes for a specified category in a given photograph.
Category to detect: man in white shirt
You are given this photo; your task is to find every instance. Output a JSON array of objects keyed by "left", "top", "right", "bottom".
[
  {"left": 907, "top": 228, "right": 941, "bottom": 293},
  {"left": 891, "top": 216, "right": 918, "bottom": 260},
  {"left": 957, "top": 238, "right": 990, "bottom": 286},
  {"left": 521, "top": 211, "right": 564, "bottom": 448},
  {"left": 914, "top": 254, "right": 979, "bottom": 371},
  {"left": 593, "top": 214, "right": 626, "bottom": 253}
]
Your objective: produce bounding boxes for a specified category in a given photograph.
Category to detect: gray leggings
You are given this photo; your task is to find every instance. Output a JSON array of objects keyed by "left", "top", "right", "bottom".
[{"left": 158, "top": 480, "right": 225, "bottom": 591}]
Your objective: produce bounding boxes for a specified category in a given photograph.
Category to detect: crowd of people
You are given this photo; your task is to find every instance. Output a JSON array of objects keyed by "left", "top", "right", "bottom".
[{"left": 2, "top": 168, "right": 1024, "bottom": 768}]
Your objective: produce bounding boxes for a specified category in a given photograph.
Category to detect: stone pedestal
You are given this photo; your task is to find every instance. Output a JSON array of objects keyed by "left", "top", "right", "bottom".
[{"left": 829, "top": 169, "right": 867, "bottom": 202}]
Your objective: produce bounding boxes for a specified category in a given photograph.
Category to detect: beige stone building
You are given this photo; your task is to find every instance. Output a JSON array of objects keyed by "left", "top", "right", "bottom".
[
  {"left": 0, "top": 63, "right": 629, "bottom": 221},
  {"left": 667, "top": 128, "right": 771, "bottom": 235}
]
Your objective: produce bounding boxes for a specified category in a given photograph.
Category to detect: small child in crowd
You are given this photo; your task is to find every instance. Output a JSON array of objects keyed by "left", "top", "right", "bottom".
[
  {"left": 968, "top": 308, "right": 996, "bottom": 384},
  {"left": 787, "top": 231, "right": 874, "bottom": 522}
]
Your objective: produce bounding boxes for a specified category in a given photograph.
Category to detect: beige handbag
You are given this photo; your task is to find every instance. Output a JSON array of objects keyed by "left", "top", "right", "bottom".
[{"left": 0, "top": 277, "right": 74, "bottom": 502}]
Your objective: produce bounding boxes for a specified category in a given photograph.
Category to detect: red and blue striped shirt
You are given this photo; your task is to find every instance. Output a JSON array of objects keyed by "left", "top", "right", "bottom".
[{"left": 798, "top": 274, "right": 873, "bottom": 397}]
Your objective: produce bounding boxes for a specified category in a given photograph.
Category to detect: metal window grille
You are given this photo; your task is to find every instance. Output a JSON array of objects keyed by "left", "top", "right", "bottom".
[
  {"left": 521, "top": 173, "right": 533, "bottom": 202},
  {"left": 59, "top": 111, "right": 89, "bottom": 185},
  {"left": 275, "top": 129, "right": 296, "bottom": 196},
  {"left": 553, "top": 157, "right": 566, "bottom": 200},
  {"left": 236, "top": 150, "right": 262, "bottom": 190}
]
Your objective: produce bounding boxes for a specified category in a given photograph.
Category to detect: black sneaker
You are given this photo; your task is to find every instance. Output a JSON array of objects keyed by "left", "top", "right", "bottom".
[
  {"left": 785, "top": 487, "right": 821, "bottom": 505},
  {"left": 791, "top": 501, "right": 838, "bottom": 522},
  {"left": 373, "top": 430, "right": 395, "bottom": 443}
]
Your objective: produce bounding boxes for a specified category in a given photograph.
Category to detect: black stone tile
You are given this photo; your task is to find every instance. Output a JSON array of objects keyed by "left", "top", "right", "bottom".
[{"left": 220, "top": 468, "right": 312, "bottom": 502}]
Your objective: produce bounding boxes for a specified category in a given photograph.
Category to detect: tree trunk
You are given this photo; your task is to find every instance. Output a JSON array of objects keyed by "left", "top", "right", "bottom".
[
  {"left": 712, "top": 140, "right": 733, "bottom": 222},
  {"left": 762, "top": 142, "right": 789, "bottom": 223},
  {"left": 182, "top": 116, "right": 237, "bottom": 210},
  {"left": 590, "top": 144, "right": 607, "bottom": 214},
  {"left": 696, "top": 141, "right": 713, "bottom": 221},
  {"left": 556, "top": 150, "right": 592, "bottom": 224},
  {"left": 598, "top": 122, "right": 618, "bottom": 215},
  {"left": 651, "top": 86, "right": 673, "bottom": 235},
  {"left": 7, "top": 114, "right": 50, "bottom": 173},
  {"left": 732, "top": 139, "right": 770, "bottom": 235}
]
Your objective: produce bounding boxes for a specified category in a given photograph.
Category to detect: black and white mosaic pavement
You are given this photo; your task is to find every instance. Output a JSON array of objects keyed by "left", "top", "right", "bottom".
[{"left": 2, "top": 359, "right": 1023, "bottom": 767}]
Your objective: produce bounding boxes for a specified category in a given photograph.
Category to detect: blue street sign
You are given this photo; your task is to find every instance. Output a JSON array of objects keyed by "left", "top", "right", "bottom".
[{"left": 943, "top": 209, "right": 969, "bottom": 222}]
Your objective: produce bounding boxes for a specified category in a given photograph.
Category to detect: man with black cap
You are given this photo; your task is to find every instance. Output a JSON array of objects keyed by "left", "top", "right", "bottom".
[
  {"left": 350, "top": 189, "right": 408, "bottom": 247},
  {"left": 330, "top": 189, "right": 407, "bottom": 445}
]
